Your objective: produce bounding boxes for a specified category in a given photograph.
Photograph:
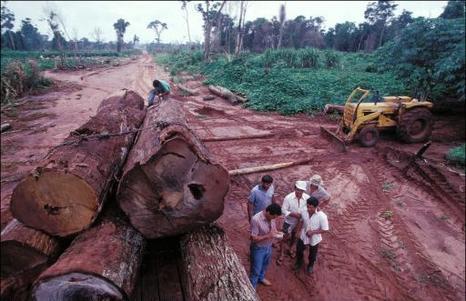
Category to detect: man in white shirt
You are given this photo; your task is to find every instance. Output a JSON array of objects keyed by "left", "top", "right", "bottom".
[
  {"left": 294, "top": 196, "right": 329, "bottom": 274},
  {"left": 276, "top": 181, "right": 309, "bottom": 265},
  {"left": 308, "top": 174, "right": 331, "bottom": 208}
]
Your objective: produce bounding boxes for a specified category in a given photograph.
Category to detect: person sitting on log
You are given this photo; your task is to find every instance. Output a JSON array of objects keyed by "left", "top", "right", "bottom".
[{"left": 147, "top": 79, "right": 171, "bottom": 107}]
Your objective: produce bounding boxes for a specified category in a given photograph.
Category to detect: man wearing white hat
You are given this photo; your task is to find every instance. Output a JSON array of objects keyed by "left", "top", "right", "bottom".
[
  {"left": 308, "top": 174, "right": 331, "bottom": 208},
  {"left": 276, "top": 180, "right": 309, "bottom": 265}
]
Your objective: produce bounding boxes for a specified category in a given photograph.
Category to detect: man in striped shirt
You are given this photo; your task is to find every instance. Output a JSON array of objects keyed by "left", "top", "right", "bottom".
[{"left": 249, "top": 203, "right": 282, "bottom": 289}]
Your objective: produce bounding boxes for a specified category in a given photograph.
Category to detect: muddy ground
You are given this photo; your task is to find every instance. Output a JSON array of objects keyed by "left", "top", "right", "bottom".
[{"left": 1, "top": 54, "right": 464, "bottom": 301}]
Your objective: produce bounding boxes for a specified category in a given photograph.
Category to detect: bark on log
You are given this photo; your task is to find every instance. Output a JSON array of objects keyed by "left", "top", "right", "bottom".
[
  {"left": 323, "top": 104, "right": 344, "bottom": 114},
  {"left": 1, "top": 265, "right": 45, "bottom": 301},
  {"left": 10, "top": 90, "right": 146, "bottom": 237},
  {"left": 177, "top": 84, "right": 199, "bottom": 96},
  {"left": 208, "top": 85, "right": 246, "bottom": 104},
  {"left": 1, "top": 219, "right": 61, "bottom": 278},
  {"left": 180, "top": 224, "right": 259, "bottom": 301},
  {"left": 117, "top": 99, "right": 230, "bottom": 239},
  {"left": 32, "top": 213, "right": 145, "bottom": 301}
]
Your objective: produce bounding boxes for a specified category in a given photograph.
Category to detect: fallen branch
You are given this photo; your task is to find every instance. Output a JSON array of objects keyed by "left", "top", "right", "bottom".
[{"left": 229, "top": 158, "right": 312, "bottom": 176}]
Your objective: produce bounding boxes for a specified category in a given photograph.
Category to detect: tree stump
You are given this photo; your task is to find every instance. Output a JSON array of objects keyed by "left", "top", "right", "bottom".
[
  {"left": 10, "top": 90, "right": 146, "bottom": 237},
  {"left": 32, "top": 213, "right": 145, "bottom": 301},
  {"left": 1, "top": 219, "right": 61, "bottom": 278},
  {"left": 117, "top": 99, "right": 230, "bottom": 239},
  {"left": 180, "top": 225, "right": 259, "bottom": 301}
]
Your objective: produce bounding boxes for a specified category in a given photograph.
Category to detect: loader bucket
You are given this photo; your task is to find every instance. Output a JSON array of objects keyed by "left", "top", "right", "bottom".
[{"left": 320, "top": 126, "right": 347, "bottom": 153}]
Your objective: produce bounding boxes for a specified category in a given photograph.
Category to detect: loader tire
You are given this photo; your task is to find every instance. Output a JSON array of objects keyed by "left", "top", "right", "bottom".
[
  {"left": 358, "top": 126, "right": 379, "bottom": 147},
  {"left": 397, "top": 108, "right": 433, "bottom": 143}
]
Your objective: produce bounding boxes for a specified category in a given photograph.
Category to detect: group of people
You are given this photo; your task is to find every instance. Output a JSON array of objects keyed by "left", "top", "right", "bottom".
[{"left": 248, "top": 174, "right": 330, "bottom": 289}]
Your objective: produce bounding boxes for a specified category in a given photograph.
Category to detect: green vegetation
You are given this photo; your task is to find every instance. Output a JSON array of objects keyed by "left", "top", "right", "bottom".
[
  {"left": 446, "top": 144, "right": 465, "bottom": 167},
  {"left": 376, "top": 18, "right": 465, "bottom": 102},
  {"left": 156, "top": 49, "right": 406, "bottom": 114}
]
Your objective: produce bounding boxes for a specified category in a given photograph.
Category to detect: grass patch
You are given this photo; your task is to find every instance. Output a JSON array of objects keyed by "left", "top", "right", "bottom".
[
  {"left": 156, "top": 48, "right": 406, "bottom": 115},
  {"left": 446, "top": 144, "right": 465, "bottom": 167}
]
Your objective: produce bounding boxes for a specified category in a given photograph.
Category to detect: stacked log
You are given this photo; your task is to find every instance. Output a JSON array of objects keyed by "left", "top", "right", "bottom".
[
  {"left": 1, "top": 219, "right": 61, "bottom": 277},
  {"left": 117, "top": 99, "right": 230, "bottom": 239},
  {"left": 10, "top": 90, "right": 146, "bottom": 237},
  {"left": 179, "top": 225, "right": 259, "bottom": 301},
  {"left": 208, "top": 85, "right": 247, "bottom": 105},
  {"left": 32, "top": 212, "right": 145, "bottom": 301}
]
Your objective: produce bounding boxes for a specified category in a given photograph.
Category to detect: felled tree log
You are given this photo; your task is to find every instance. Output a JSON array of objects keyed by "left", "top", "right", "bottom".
[
  {"left": 1, "top": 266, "right": 45, "bottom": 301},
  {"left": 1, "top": 219, "right": 61, "bottom": 278},
  {"left": 32, "top": 213, "right": 145, "bottom": 301},
  {"left": 177, "top": 84, "right": 199, "bottom": 96},
  {"left": 229, "top": 158, "right": 312, "bottom": 176},
  {"left": 208, "top": 85, "right": 246, "bottom": 104},
  {"left": 180, "top": 225, "right": 259, "bottom": 301},
  {"left": 117, "top": 99, "right": 230, "bottom": 239},
  {"left": 10, "top": 90, "right": 146, "bottom": 237},
  {"left": 323, "top": 104, "right": 344, "bottom": 114}
]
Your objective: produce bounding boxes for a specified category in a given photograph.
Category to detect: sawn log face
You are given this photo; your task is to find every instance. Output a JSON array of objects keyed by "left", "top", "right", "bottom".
[
  {"left": 117, "top": 99, "right": 230, "bottom": 239},
  {"left": 10, "top": 90, "right": 146, "bottom": 237},
  {"left": 1, "top": 219, "right": 61, "bottom": 278}
]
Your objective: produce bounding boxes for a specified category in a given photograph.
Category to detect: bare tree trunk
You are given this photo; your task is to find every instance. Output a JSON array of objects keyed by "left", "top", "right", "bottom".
[
  {"left": 180, "top": 224, "right": 259, "bottom": 301},
  {"left": 117, "top": 99, "right": 229, "bottom": 239},
  {"left": 378, "top": 24, "right": 385, "bottom": 48},
  {"left": 183, "top": 4, "right": 192, "bottom": 43},
  {"left": 7, "top": 31, "right": 15, "bottom": 50},
  {"left": 204, "top": 0, "right": 226, "bottom": 60},
  {"left": 235, "top": 1, "right": 246, "bottom": 56},
  {"left": 10, "top": 91, "right": 145, "bottom": 237},
  {"left": 277, "top": 4, "right": 286, "bottom": 49},
  {"left": 32, "top": 211, "right": 145, "bottom": 301}
]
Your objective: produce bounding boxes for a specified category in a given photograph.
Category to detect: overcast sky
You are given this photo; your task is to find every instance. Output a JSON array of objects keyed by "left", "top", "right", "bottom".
[{"left": 6, "top": 1, "right": 448, "bottom": 44}]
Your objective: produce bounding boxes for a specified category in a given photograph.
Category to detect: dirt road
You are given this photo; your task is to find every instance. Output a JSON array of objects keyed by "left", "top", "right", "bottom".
[{"left": 1, "top": 54, "right": 464, "bottom": 301}]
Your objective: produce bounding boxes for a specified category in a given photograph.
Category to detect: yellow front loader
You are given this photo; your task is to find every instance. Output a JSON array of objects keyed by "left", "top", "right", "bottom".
[{"left": 321, "top": 87, "right": 434, "bottom": 152}]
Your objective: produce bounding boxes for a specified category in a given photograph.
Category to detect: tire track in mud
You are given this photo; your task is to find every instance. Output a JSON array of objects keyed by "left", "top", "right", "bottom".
[{"left": 362, "top": 157, "right": 461, "bottom": 301}]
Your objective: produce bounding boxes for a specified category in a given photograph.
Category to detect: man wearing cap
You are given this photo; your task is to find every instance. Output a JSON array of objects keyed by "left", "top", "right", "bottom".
[
  {"left": 276, "top": 180, "right": 309, "bottom": 265},
  {"left": 308, "top": 174, "right": 331, "bottom": 208},
  {"left": 248, "top": 175, "right": 275, "bottom": 222},
  {"left": 294, "top": 196, "right": 329, "bottom": 275},
  {"left": 250, "top": 203, "right": 283, "bottom": 289}
]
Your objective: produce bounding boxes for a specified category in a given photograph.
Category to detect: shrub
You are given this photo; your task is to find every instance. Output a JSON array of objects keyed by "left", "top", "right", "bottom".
[{"left": 446, "top": 144, "right": 465, "bottom": 167}]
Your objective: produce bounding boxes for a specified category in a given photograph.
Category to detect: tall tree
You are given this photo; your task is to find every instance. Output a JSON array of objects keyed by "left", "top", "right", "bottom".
[
  {"left": 196, "top": 0, "right": 227, "bottom": 60},
  {"left": 277, "top": 4, "right": 286, "bottom": 48},
  {"left": 364, "top": 1, "right": 398, "bottom": 48},
  {"left": 42, "top": 8, "right": 66, "bottom": 51},
  {"left": 234, "top": 0, "right": 248, "bottom": 55},
  {"left": 1, "top": 1, "right": 16, "bottom": 49},
  {"left": 20, "top": 18, "right": 44, "bottom": 50},
  {"left": 439, "top": 0, "right": 465, "bottom": 19},
  {"left": 181, "top": 1, "right": 192, "bottom": 43},
  {"left": 92, "top": 27, "right": 104, "bottom": 49},
  {"left": 147, "top": 20, "right": 167, "bottom": 44},
  {"left": 113, "top": 18, "right": 130, "bottom": 52}
]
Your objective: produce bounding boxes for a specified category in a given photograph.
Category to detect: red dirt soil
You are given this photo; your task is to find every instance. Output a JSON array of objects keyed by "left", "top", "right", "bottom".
[{"left": 1, "top": 54, "right": 464, "bottom": 301}]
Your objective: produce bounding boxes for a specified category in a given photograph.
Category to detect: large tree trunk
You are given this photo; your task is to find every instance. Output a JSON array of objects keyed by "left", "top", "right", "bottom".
[
  {"left": 32, "top": 211, "right": 145, "bottom": 301},
  {"left": 117, "top": 99, "right": 230, "bottom": 239},
  {"left": 10, "top": 90, "right": 146, "bottom": 237},
  {"left": 1, "top": 219, "right": 61, "bottom": 278},
  {"left": 180, "top": 224, "right": 259, "bottom": 301},
  {"left": 1, "top": 265, "right": 45, "bottom": 301}
]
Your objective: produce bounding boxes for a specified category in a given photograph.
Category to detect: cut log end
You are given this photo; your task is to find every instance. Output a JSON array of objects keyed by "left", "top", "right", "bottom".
[
  {"left": 118, "top": 138, "right": 229, "bottom": 239},
  {"left": 11, "top": 171, "right": 98, "bottom": 237},
  {"left": 1, "top": 242, "right": 48, "bottom": 277},
  {"left": 34, "top": 273, "right": 124, "bottom": 301}
]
